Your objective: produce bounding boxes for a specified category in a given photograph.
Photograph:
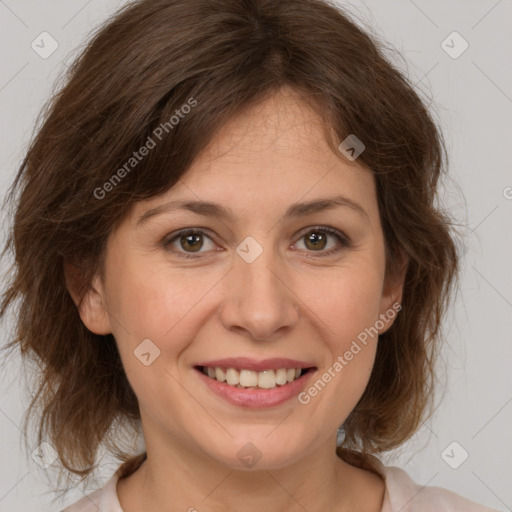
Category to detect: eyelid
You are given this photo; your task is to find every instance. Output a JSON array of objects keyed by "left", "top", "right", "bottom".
[
  {"left": 291, "top": 225, "right": 352, "bottom": 256},
  {"left": 162, "top": 227, "right": 218, "bottom": 257},
  {"left": 294, "top": 225, "right": 351, "bottom": 245},
  {"left": 162, "top": 225, "right": 351, "bottom": 259}
]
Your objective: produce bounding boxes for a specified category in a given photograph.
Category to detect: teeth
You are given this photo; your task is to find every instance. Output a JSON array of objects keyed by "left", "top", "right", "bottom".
[
  {"left": 258, "top": 370, "right": 276, "bottom": 389},
  {"left": 225, "top": 368, "right": 239, "bottom": 386},
  {"left": 275, "top": 368, "right": 288, "bottom": 386},
  {"left": 239, "top": 369, "right": 258, "bottom": 387},
  {"left": 201, "top": 366, "right": 306, "bottom": 388},
  {"left": 215, "top": 367, "right": 226, "bottom": 382}
]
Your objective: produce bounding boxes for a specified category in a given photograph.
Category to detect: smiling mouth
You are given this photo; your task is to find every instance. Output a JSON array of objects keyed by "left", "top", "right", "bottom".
[{"left": 195, "top": 365, "right": 316, "bottom": 389}]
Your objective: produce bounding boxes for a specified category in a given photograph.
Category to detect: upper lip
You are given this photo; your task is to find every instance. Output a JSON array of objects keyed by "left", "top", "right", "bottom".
[{"left": 195, "top": 357, "right": 316, "bottom": 372}]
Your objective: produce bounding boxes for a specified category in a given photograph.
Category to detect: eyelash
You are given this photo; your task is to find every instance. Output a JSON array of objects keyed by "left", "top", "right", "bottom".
[{"left": 162, "top": 226, "right": 352, "bottom": 260}]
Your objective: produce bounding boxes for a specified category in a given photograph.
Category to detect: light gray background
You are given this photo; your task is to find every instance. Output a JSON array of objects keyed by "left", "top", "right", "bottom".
[{"left": 1, "top": 0, "right": 511, "bottom": 511}]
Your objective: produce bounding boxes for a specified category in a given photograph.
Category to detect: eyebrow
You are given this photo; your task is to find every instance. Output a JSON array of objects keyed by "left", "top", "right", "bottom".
[{"left": 136, "top": 194, "right": 370, "bottom": 226}]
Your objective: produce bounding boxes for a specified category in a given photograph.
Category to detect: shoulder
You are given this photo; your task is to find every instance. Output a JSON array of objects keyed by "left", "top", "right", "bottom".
[
  {"left": 59, "top": 470, "right": 123, "bottom": 512},
  {"left": 373, "top": 460, "right": 501, "bottom": 512}
]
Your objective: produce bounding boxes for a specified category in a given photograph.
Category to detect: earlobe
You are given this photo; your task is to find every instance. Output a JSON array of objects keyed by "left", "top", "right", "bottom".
[{"left": 64, "top": 262, "right": 112, "bottom": 335}]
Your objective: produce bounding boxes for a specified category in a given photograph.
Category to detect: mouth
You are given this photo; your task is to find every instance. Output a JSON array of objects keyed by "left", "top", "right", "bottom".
[
  {"left": 194, "top": 365, "right": 316, "bottom": 390},
  {"left": 192, "top": 357, "right": 318, "bottom": 408}
]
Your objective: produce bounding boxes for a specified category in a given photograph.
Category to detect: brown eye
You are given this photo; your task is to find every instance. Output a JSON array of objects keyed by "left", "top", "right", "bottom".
[
  {"left": 294, "top": 226, "right": 351, "bottom": 257},
  {"left": 303, "top": 231, "right": 328, "bottom": 251},
  {"left": 179, "top": 232, "right": 204, "bottom": 252},
  {"left": 164, "top": 229, "right": 217, "bottom": 259}
]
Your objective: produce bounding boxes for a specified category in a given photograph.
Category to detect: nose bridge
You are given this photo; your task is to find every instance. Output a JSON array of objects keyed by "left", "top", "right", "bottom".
[{"left": 219, "top": 234, "right": 299, "bottom": 340}]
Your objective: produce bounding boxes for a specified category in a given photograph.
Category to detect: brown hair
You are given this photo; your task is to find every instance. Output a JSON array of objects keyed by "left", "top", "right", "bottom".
[{"left": 0, "top": 0, "right": 460, "bottom": 495}]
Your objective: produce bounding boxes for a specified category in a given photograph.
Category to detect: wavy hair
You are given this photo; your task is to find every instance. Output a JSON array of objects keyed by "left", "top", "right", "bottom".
[{"left": 0, "top": 0, "right": 460, "bottom": 496}]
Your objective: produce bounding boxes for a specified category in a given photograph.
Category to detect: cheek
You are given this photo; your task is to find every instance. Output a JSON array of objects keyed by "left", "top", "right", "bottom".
[
  {"left": 308, "top": 283, "right": 381, "bottom": 419},
  {"left": 300, "top": 263, "right": 383, "bottom": 345},
  {"left": 298, "top": 263, "right": 383, "bottom": 397},
  {"left": 105, "top": 258, "right": 222, "bottom": 359}
]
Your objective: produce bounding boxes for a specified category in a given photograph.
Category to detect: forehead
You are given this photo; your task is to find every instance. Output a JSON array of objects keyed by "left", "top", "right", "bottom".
[
  {"left": 203, "top": 87, "right": 338, "bottom": 166},
  {"left": 129, "top": 87, "right": 378, "bottom": 227}
]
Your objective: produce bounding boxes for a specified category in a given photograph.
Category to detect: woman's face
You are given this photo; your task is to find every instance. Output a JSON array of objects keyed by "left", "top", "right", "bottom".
[{"left": 75, "top": 87, "right": 405, "bottom": 470}]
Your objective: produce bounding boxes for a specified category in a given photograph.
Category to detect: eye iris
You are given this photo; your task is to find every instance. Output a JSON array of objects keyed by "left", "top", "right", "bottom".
[
  {"left": 181, "top": 232, "right": 203, "bottom": 252},
  {"left": 305, "top": 231, "right": 327, "bottom": 251}
]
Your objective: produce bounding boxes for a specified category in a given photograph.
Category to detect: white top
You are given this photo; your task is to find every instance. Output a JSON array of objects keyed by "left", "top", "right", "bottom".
[{"left": 61, "top": 459, "right": 501, "bottom": 512}]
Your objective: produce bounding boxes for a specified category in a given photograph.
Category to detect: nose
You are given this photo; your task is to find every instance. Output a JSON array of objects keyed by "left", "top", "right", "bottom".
[{"left": 219, "top": 243, "right": 300, "bottom": 341}]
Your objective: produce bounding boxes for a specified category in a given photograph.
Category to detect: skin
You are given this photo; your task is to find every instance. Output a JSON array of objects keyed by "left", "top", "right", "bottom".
[{"left": 66, "top": 86, "right": 407, "bottom": 512}]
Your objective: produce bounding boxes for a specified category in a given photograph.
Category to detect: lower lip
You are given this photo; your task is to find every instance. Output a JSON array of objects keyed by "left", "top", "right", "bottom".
[{"left": 194, "top": 368, "right": 315, "bottom": 408}]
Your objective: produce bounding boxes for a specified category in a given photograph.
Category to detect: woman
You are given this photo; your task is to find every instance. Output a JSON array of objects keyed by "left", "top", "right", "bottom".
[{"left": 0, "top": 0, "right": 500, "bottom": 510}]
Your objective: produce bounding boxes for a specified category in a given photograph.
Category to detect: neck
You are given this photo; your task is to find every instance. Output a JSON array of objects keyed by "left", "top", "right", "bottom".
[{"left": 117, "top": 436, "right": 385, "bottom": 512}]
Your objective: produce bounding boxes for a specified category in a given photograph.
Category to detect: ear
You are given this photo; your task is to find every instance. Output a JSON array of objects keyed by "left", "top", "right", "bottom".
[
  {"left": 64, "top": 261, "right": 112, "bottom": 335},
  {"left": 377, "top": 249, "right": 408, "bottom": 335}
]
